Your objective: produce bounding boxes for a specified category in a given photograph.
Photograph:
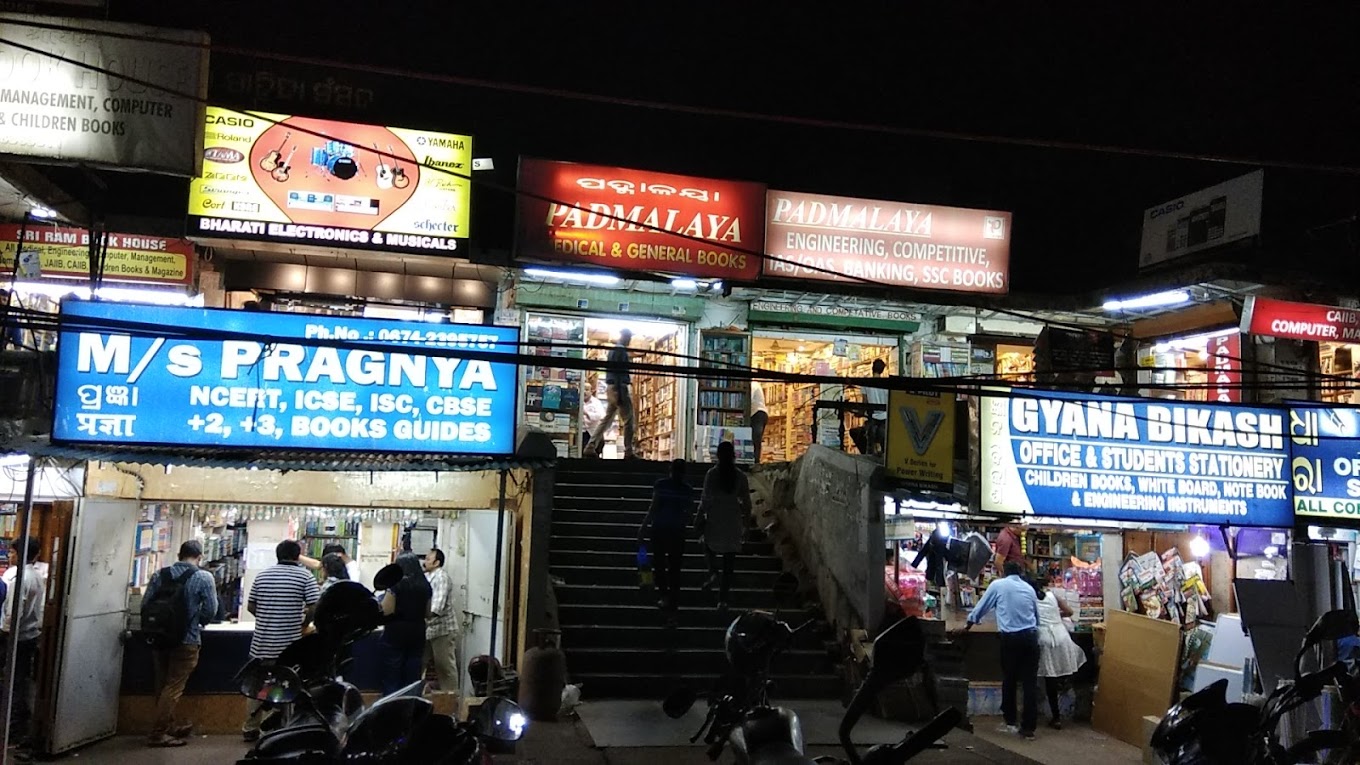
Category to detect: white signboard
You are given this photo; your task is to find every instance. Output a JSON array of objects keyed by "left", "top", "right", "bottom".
[
  {"left": 0, "top": 14, "right": 208, "bottom": 176},
  {"left": 1139, "top": 170, "right": 1264, "bottom": 270}
]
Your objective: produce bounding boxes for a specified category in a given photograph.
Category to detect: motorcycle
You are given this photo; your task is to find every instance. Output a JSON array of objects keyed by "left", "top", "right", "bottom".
[
  {"left": 1151, "top": 608, "right": 1360, "bottom": 764},
  {"left": 237, "top": 566, "right": 528, "bottom": 763},
  {"left": 664, "top": 612, "right": 961, "bottom": 764}
]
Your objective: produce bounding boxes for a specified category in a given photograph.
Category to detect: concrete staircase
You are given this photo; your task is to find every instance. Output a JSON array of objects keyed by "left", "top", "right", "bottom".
[{"left": 549, "top": 458, "right": 840, "bottom": 699}]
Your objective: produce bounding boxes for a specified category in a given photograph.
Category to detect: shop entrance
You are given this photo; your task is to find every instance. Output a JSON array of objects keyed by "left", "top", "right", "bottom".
[
  {"left": 523, "top": 312, "right": 689, "bottom": 460},
  {"left": 751, "top": 330, "right": 898, "bottom": 462}
]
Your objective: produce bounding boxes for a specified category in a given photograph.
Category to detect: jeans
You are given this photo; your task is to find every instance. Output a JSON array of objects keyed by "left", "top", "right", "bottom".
[
  {"left": 651, "top": 529, "right": 686, "bottom": 605},
  {"left": 705, "top": 548, "right": 736, "bottom": 601},
  {"left": 424, "top": 633, "right": 459, "bottom": 692},
  {"left": 381, "top": 641, "right": 425, "bottom": 696},
  {"left": 152, "top": 644, "right": 201, "bottom": 736},
  {"left": 592, "top": 384, "right": 635, "bottom": 457},
  {"left": 3, "top": 636, "right": 37, "bottom": 740},
  {"left": 750, "top": 411, "right": 769, "bottom": 463},
  {"left": 1000, "top": 629, "right": 1040, "bottom": 733}
]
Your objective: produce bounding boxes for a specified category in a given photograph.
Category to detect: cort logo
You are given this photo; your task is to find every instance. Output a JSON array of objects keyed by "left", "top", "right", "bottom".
[
  {"left": 1150, "top": 200, "right": 1185, "bottom": 219},
  {"left": 208, "top": 114, "right": 255, "bottom": 128},
  {"left": 203, "top": 147, "right": 244, "bottom": 163}
]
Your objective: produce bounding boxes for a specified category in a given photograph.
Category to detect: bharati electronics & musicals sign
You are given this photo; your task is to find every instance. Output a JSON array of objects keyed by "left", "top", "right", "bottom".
[{"left": 515, "top": 158, "right": 766, "bottom": 281}]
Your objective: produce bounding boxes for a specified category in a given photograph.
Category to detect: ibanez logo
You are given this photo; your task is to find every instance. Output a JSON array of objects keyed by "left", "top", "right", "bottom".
[{"left": 424, "top": 156, "right": 465, "bottom": 172}]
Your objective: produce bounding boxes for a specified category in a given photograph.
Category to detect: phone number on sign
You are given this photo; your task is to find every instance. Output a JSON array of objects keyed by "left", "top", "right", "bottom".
[{"left": 306, "top": 324, "right": 504, "bottom": 349}]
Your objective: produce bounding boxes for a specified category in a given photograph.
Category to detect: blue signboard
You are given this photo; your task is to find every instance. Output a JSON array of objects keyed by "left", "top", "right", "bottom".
[
  {"left": 980, "top": 390, "right": 1293, "bottom": 527},
  {"left": 54, "top": 301, "right": 519, "bottom": 456},
  {"left": 1288, "top": 404, "right": 1360, "bottom": 523}
]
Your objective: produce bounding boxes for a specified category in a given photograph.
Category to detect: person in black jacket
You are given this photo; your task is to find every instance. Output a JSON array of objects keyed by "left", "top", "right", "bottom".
[{"left": 589, "top": 329, "right": 635, "bottom": 458}]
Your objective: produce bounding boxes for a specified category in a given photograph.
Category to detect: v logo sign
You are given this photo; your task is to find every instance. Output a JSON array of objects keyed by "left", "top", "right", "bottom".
[{"left": 899, "top": 406, "right": 944, "bottom": 456}]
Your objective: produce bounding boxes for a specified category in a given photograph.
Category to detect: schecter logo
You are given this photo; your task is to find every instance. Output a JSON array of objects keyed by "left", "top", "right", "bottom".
[{"left": 900, "top": 406, "right": 945, "bottom": 455}]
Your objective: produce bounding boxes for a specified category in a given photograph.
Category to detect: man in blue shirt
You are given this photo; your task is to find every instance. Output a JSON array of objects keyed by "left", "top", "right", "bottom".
[
  {"left": 639, "top": 458, "right": 695, "bottom": 612},
  {"left": 143, "top": 540, "right": 218, "bottom": 747},
  {"left": 952, "top": 561, "right": 1041, "bottom": 739}
]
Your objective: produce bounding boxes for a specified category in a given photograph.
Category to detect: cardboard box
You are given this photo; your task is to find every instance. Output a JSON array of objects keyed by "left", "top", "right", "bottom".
[{"left": 1092, "top": 610, "right": 1181, "bottom": 747}]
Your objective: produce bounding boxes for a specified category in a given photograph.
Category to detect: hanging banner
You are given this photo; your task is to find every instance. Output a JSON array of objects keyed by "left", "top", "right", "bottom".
[
  {"left": 763, "top": 190, "right": 1012, "bottom": 294},
  {"left": 53, "top": 301, "right": 518, "bottom": 455},
  {"left": 0, "top": 14, "right": 208, "bottom": 176},
  {"left": 1208, "top": 333, "right": 1242, "bottom": 403},
  {"left": 515, "top": 158, "right": 766, "bottom": 281},
  {"left": 980, "top": 390, "right": 1292, "bottom": 526},
  {"left": 0, "top": 225, "right": 193, "bottom": 285},
  {"left": 188, "top": 106, "right": 471, "bottom": 256},
  {"left": 1288, "top": 405, "right": 1360, "bottom": 521},
  {"left": 1241, "top": 295, "right": 1360, "bottom": 344},
  {"left": 1139, "top": 170, "right": 1264, "bottom": 270},
  {"left": 884, "top": 389, "right": 955, "bottom": 489}
]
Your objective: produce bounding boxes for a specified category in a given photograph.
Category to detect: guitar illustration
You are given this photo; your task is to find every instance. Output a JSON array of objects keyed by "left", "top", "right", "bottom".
[
  {"left": 389, "top": 144, "right": 411, "bottom": 189},
  {"left": 270, "top": 146, "right": 296, "bottom": 183},
  {"left": 374, "top": 143, "right": 393, "bottom": 190},
  {"left": 258, "top": 131, "right": 292, "bottom": 173}
]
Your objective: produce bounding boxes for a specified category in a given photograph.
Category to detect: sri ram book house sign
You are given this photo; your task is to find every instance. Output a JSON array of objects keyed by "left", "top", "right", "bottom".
[
  {"left": 53, "top": 301, "right": 518, "bottom": 455},
  {"left": 0, "top": 14, "right": 209, "bottom": 176},
  {"left": 980, "top": 391, "right": 1293, "bottom": 527}
]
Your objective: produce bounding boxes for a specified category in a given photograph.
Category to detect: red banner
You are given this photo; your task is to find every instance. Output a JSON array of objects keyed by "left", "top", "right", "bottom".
[
  {"left": 1208, "top": 333, "right": 1241, "bottom": 403},
  {"left": 515, "top": 159, "right": 766, "bottom": 280},
  {"left": 1242, "top": 296, "right": 1360, "bottom": 343},
  {"left": 0, "top": 225, "right": 194, "bottom": 285},
  {"left": 763, "top": 190, "right": 1012, "bottom": 294}
]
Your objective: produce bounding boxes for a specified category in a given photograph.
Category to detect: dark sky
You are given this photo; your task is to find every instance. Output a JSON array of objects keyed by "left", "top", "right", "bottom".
[{"left": 74, "top": 3, "right": 1360, "bottom": 295}]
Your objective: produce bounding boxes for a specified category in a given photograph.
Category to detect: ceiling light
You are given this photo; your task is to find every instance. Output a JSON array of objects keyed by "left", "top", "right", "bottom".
[
  {"left": 29, "top": 206, "right": 55, "bottom": 219},
  {"left": 1102, "top": 290, "right": 1191, "bottom": 312},
  {"left": 670, "top": 278, "right": 698, "bottom": 291},
  {"left": 523, "top": 267, "right": 620, "bottom": 287},
  {"left": 1189, "top": 535, "right": 1210, "bottom": 559},
  {"left": 710, "top": 281, "right": 724, "bottom": 293},
  {"left": 1, "top": 282, "right": 203, "bottom": 306}
]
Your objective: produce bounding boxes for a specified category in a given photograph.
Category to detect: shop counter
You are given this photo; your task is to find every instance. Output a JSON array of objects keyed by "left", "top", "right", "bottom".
[{"left": 121, "top": 622, "right": 386, "bottom": 695}]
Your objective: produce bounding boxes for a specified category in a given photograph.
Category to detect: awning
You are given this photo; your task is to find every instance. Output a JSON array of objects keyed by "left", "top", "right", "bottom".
[{"left": 0, "top": 435, "right": 556, "bottom": 474}]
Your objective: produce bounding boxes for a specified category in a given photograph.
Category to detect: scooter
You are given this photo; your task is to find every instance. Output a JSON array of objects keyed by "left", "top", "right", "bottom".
[
  {"left": 664, "top": 612, "right": 961, "bottom": 764},
  {"left": 1152, "top": 608, "right": 1360, "bottom": 764}
]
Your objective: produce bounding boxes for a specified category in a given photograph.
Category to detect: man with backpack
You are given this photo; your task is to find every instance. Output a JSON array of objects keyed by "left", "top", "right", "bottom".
[{"left": 140, "top": 540, "right": 217, "bottom": 748}]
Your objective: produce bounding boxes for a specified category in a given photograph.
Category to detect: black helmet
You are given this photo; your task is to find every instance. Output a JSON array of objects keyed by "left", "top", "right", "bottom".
[
  {"left": 724, "top": 611, "right": 787, "bottom": 675},
  {"left": 1150, "top": 680, "right": 1256, "bottom": 764},
  {"left": 313, "top": 580, "right": 381, "bottom": 642}
]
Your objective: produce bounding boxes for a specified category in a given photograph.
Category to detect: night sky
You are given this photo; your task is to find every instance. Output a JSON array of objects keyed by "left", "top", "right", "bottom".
[{"left": 60, "top": 3, "right": 1360, "bottom": 296}]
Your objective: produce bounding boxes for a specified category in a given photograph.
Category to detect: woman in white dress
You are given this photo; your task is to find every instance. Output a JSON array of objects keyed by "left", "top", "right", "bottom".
[{"left": 1035, "top": 578, "right": 1087, "bottom": 729}]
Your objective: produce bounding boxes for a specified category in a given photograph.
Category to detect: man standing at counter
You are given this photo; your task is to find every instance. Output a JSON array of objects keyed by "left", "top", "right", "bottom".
[
  {"left": 423, "top": 548, "right": 459, "bottom": 692},
  {"left": 242, "top": 540, "right": 320, "bottom": 742},
  {"left": 142, "top": 541, "right": 218, "bottom": 748},
  {"left": 951, "top": 561, "right": 1042, "bottom": 740}
]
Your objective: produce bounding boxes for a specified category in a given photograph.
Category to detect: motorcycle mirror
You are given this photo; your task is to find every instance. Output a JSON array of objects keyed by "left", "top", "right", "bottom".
[
  {"left": 867, "top": 617, "right": 926, "bottom": 685},
  {"left": 239, "top": 662, "right": 302, "bottom": 704},
  {"left": 373, "top": 563, "right": 403, "bottom": 592},
  {"left": 662, "top": 687, "right": 698, "bottom": 719},
  {"left": 1304, "top": 609, "right": 1359, "bottom": 646},
  {"left": 473, "top": 697, "right": 528, "bottom": 742}
]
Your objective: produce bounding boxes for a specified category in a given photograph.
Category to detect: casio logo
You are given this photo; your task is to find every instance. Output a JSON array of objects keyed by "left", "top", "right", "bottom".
[
  {"left": 1151, "top": 200, "right": 1185, "bottom": 219},
  {"left": 208, "top": 114, "right": 255, "bottom": 127}
]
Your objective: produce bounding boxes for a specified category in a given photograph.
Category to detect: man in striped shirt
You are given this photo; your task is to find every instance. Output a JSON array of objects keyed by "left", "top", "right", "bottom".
[
  {"left": 423, "top": 548, "right": 459, "bottom": 691},
  {"left": 242, "top": 539, "right": 319, "bottom": 741}
]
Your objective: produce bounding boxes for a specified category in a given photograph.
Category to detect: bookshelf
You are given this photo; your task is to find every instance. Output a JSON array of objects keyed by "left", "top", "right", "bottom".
[
  {"left": 910, "top": 341, "right": 969, "bottom": 378},
  {"left": 635, "top": 330, "right": 680, "bottom": 461},
  {"left": 697, "top": 330, "right": 751, "bottom": 428}
]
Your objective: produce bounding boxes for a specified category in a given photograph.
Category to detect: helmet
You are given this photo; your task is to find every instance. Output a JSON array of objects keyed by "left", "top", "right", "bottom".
[
  {"left": 1150, "top": 680, "right": 1256, "bottom": 764},
  {"left": 724, "top": 611, "right": 788, "bottom": 675},
  {"left": 313, "top": 581, "right": 381, "bottom": 643}
]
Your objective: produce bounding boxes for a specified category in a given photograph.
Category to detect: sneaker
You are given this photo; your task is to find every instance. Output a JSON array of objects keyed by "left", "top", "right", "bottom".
[
  {"left": 1048, "top": 718, "right": 1063, "bottom": 730},
  {"left": 170, "top": 722, "right": 195, "bottom": 738},
  {"left": 147, "top": 734, "right": 188, "bottom": 748},
  {"left": 996, "top": 724, "right": 1019, "bottom": 735},
  {"left": 1019, "top": 729, "right": 1036, "bottom": 740}
]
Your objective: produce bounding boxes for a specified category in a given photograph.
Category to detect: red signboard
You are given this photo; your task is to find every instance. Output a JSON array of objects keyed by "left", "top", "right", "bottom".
[
  {"left": 0, "top": 225, "right": 194, "bottom": 285},
  {"left": 1242, "top": 296, "right": 1360, "bottom": 343},
  {"left": 515, "top": 159, "right": 766, "bottom": 280},
  {"left": 1208, "top": 333, "right": 1241, "bottom": 403},
  {"left": 763, "top": 190, "right": 1012, "bottom": 294}
]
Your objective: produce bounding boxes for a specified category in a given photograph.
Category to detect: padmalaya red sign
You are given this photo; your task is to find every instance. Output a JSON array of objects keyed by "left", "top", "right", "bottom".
[
  {"left": 515, "top": 158, "right": 766, "bottom": 280},
  {"left": 1208, "top": 332, "right": 1241, "bottom": 403},
  {"left": 0, "top": 225, "right": 194, "bottom": 285},
  {"left": 1242, "top": 296, "right": 1360, "bottom": 343},
  {"left": 763, "top": 190, "right": 1012, "bottom": 294}
]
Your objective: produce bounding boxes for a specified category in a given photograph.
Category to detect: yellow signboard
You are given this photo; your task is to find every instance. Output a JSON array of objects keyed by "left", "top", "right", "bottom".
[
  {"left": 885, "top": 389, "right": 956, "bottom": 488},
  {"left": 0, "top": 226, "right": 193, "bottom": 285},
  {"left": 188, "top": 107, "right": 471, "bottom": 256}
]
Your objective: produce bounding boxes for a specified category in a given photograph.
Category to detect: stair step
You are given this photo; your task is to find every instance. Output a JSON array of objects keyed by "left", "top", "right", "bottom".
[
  {"left": 559, "top": 603, "right": 807, "bottom": 629},
  {"left": 551, "top": 535, "right": 773, "bottom": 554},
  {"left": 555, "top": 484, "right": 657, "bottom": 499},
  {"left": 569, "top": 672, "right": 842, "bottom": 700},
  {"left": 564, "top": 647, "right": 832, "bottom": 675},
  {"left": 551, "top": 550, "right": 782, "bottom": 571},
  {"left": 556, "top": 583, "right": 795, "bottom": 609},
  {"left": 552, "top": 565, "right": 781, "bottom": 589},
  {"left": 554, "top": 509, "right": 653, "bottom": 525},
  {"left": 560, "top": 624, "right": 725, "bottom": 649}
]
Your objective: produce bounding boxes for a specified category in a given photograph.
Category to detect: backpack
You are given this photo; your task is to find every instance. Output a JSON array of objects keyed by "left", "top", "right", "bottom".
[{"left": 140, "top": 567, "right": 192, "bottom": 648}]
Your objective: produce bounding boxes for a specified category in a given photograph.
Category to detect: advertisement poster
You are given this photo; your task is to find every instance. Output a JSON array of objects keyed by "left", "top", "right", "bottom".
[
  {"left": 54, "top": 301, "right": 518, "bottom": 455},
  {"left": 1288, "top": 405, "right": 1360, "bottom": 521},
  {"left": 763, "top": 190, "right": 1012, "bottom": 294},
  {"left": 0, "top": 14, "right": 208, "bottom": 176},
  {"left": 1139, "top": 170, "right": 1264, "bottom": 270},
  {"left": 0, "top": 225, "right": 192, "bottom": 285},
  {"left": 980, "top": 390, "right": 1292, "bottom": 526},
  {"left": 188, "top": 107, "right": 471, "bottom": 256},
  {"left": 884, "top": 389, "right": 955, "bottom": 488},
  {"left": 1241, "top": 296, "right": 1360, "bottom": 344},
  {"left": 515, "top": 158, "right": 766, "bottom": 281}
]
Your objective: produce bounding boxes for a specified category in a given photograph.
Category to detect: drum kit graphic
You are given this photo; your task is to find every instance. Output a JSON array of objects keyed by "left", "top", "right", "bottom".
[{"left": 256, "top": 131, "right": 411, "bottom": 189}]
